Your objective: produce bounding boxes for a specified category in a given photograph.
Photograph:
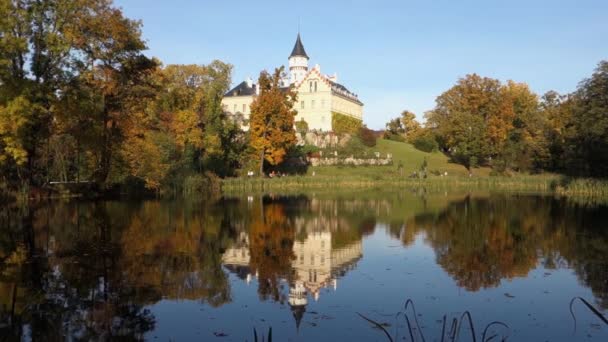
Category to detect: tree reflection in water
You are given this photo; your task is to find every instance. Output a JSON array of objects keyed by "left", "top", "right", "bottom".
[{"left": 0, "top": 192, "right": 607, "bottom": 339}]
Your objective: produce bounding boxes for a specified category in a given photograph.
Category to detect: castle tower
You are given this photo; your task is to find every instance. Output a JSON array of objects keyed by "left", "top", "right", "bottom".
[
  {"left": 288, "top": 281, "right": 307, "bottom": 330},
  {"left": 288, "top": 33, "right": 309, "bottom": 85}
]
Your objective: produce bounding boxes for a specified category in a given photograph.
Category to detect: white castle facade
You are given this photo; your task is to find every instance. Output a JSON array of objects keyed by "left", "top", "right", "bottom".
[{"left": 221, "top": 34, "right": 364, "bottom": 131}]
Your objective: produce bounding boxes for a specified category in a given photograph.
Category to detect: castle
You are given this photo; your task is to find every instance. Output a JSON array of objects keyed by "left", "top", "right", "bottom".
[{"left": 221, "top": 34, "right": 364, "bottom": 131}]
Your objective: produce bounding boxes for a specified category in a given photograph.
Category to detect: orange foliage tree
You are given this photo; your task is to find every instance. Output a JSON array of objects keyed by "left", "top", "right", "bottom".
[{"left": 249, "top": 67, "right": 297, "bottom": 175}]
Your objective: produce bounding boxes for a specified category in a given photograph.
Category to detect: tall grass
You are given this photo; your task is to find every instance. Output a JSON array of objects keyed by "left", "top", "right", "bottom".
[
  {"left": 222, "top": 174, "right": 608, "bottom": 200},
  {"left": 552, "top": 177, "right": 608, "bottom": 199},
  {"left": 222, "top": 175, "right": 555, "bottom": 193}
]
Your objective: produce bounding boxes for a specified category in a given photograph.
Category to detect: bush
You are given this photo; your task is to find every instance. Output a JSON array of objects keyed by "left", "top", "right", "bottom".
[
  {"left": 358, "top": 126, "right": 377, "bottom": 147},
  {"left": 332, "top": 112, "right": 362, "bottom": 134},
  {"left": 183, "top": 172, "right": 221, "bottom": 195},
  {"left": 339, "top": 135, "right": 367, "bottom": 157},
  {"left": 383, "top": 132, "right": 406, "bottom": 142},
  {"left": 412, "top": 134, "right": 438, "bottom": 152},
  {"left": 295, "top": 118, "right": 309, "bottom": 135},
  {"left": 300, "top": 144, "right": 319, "bottom": 155}
]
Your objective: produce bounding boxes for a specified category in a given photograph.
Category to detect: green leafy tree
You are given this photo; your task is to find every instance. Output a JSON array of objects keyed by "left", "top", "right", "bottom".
[{"left": 563, "top": 61, "right": 608, "bottom": 177}]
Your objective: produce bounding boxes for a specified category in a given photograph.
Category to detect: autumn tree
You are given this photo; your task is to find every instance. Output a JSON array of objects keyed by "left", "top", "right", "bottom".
[
  {"left": 383, "top": 110, "right": 421, "bottom": 142},
  {"left": 498, "top": 81, "right": 550, "bottom": 172},
  {"left": 0, "top": 0, "right": 76, "bottom": 185},
  {"left": 427, "top": 74, "right": 513, "bottom": 166},
  {"left": 249, "top": 67, "right": 297, "bottom": 175}
]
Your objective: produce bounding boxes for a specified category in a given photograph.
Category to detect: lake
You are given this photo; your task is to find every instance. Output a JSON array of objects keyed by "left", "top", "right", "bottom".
[{"left": 1, "top": 191, "right": 607, "bottom": 341}]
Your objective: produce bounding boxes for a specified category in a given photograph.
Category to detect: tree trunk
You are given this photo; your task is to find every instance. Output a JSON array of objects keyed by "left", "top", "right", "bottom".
[
  {"left": 259, "top": 147, "right": 265, "bottom": 177},
  {"left": 259, "top": 128, "right": 268, "bottom": 177}
]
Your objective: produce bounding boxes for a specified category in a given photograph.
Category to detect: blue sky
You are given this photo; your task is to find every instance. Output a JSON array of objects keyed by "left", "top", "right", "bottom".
[{"left": 115, "top": 0, "right": 608, "bottom": 129}]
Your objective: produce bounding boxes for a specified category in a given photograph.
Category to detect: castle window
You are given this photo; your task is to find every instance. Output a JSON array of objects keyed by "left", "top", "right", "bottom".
[
  {"left": 301, "top": 101, "right": 305, "bottom": 109},
  {"left": 309, "top": 81, "right": 313, "bottom": 92},
  {"left": 321, "top": 99, "right": 325, "bottom": 108},
  {"left": 311, "top": 100, "right": 315, "bottom": 109},
  {"left": 242, "top": 104, "right": 246, "bottom": 113},
  {"left": 233, "top": 104, "right": 237, "bottom": 113},
  {"left": 314, "top": 81, "right": 317, "bottom": 92}
]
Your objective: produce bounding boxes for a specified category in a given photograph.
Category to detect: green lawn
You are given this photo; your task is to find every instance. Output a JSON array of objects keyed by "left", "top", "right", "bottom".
[{"left": 307, "top": 138, "right": 491, "bottom": 178}]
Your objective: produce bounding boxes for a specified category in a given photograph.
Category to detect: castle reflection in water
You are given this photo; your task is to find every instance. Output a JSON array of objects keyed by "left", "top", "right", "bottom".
[{"left": 222, "top": 218, "right": 363, "bottom": 327}]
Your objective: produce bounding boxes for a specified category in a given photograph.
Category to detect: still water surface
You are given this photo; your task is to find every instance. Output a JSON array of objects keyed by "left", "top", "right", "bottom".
[{"left": 1, "top": 192, "right": 607, "bottom": 341}]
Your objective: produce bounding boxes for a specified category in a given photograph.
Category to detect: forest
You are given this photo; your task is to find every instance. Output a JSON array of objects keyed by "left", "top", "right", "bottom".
[
  {"left": 384, "top": 63, "right": 608, "bottom": 177},
  {"left": 1, "top": 0, "right": 607, "bottom": 199}
]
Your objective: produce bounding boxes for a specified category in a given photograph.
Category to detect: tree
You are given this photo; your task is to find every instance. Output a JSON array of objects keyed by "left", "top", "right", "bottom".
[
  {"left": 383, "top": 117, "right": 405, "bottom": 141},
  {"left": 540, "top": 90, "right": 574, "bottom": 171},
  {"left": 563, "top": 61, "right": 608, "bottom": 177},
  {"left": 383, "top": 110, "right": 421, "bottom": 142},
  {"left": 358, "top": 125, "right": 377, "bottom": 147},
  {"left": 498, "top": 81, "right": 549, "bottom": 172},
  {"left": 426, "top": 75, "right": 551, "bottom": 171},
  {"left": 400, "top": 110, "right": 421, "bottom": 138},
  {"left": 249, "top": 67, "right": 297, "bottom": 175},
  {"left": 0, "top": 0, "right": 78, "bottom": 185}
]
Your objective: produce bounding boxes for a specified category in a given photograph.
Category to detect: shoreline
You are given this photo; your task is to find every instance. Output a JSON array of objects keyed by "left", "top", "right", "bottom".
[{"left": 221, "top": 174, "right": 608, "bottom": 200}]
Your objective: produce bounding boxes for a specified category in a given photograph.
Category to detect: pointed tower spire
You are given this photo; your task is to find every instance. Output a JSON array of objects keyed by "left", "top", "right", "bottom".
[{"left": 289, "top": 33, "right": 309, "bottom": 59}]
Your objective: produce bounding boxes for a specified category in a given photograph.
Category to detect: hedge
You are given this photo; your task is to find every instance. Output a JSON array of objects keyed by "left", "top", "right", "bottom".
[{"left": 332, "top": 112, "right": 362, "bottom": 134}]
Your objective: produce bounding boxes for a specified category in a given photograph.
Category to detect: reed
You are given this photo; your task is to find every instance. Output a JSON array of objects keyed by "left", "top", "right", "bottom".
[
  {"left": 357, "top": 299, "right": 511, "bottom": 342},
  {"left": 222, "top": 174, "right": 608, "bottom": 201}
]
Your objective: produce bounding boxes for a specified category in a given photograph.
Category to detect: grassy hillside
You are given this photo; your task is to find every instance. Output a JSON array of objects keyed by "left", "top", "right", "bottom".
[
  {"left": 307, "top": 138, "right": 491, "bottom": 178},
  {"left": 223, "top": 139, "right": 608, "bottom": 200}
]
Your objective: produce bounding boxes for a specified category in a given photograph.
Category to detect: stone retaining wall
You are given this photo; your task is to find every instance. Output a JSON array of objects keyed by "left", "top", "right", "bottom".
[{"left": 308, "top": 155, "right": 392, "bottom": 167}]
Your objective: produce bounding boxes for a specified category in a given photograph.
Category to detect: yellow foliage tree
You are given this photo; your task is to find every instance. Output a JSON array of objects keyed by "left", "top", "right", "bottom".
[{"left": 0, "top": 96, "right": 39, "bottom": 167}]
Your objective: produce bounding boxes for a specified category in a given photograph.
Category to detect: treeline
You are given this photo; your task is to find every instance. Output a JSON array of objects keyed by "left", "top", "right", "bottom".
[
  {"left": 385, "top": 61, "right": 608, "bottom": 177},
  {"left": 0, "top": 0, "right": 247, "bottom": 195}
]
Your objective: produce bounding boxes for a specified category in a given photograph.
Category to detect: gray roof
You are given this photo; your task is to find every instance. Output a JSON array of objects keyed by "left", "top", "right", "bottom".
[
  {"left": 224, "top": 81, "right": 256, "bottom": 97},
  {"left": 289, "top": 33, "right": 309, "bottom": 59},
  {"left": 330, "top": 81, "right": 363, "bottom": 105}
]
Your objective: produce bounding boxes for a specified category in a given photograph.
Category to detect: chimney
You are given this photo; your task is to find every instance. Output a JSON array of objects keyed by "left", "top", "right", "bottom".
[
  {"left": 329, "top": 72, "right": 338, "bottom": 83},
  {"left": 246, "top": 76, "right": 253, "bottom": 88}
]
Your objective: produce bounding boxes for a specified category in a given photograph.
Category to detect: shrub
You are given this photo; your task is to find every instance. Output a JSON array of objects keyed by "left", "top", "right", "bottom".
[
  {"left": 412, "top": 134, "right": 438, "bottom": 153},
  {"left": 295, "top": 118, "right": 309, "bottom": 135},
  {"left": 358, "top": 126, "right": 377, "bottom": 147},
  {"left": 332, "top": 112, "right": 362, "bottom": 134},
  {"left": 300, "top": 144, "right": 319, "bottom": 155},
  {"left": 339, "top": 135, "right": 367, "bottom": 157},
  {"left": 183, "top": 172, "right": 221, "bottom": 195},
  {"left": 383, "top": 132, "right": 406, "bottom": 142}
]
